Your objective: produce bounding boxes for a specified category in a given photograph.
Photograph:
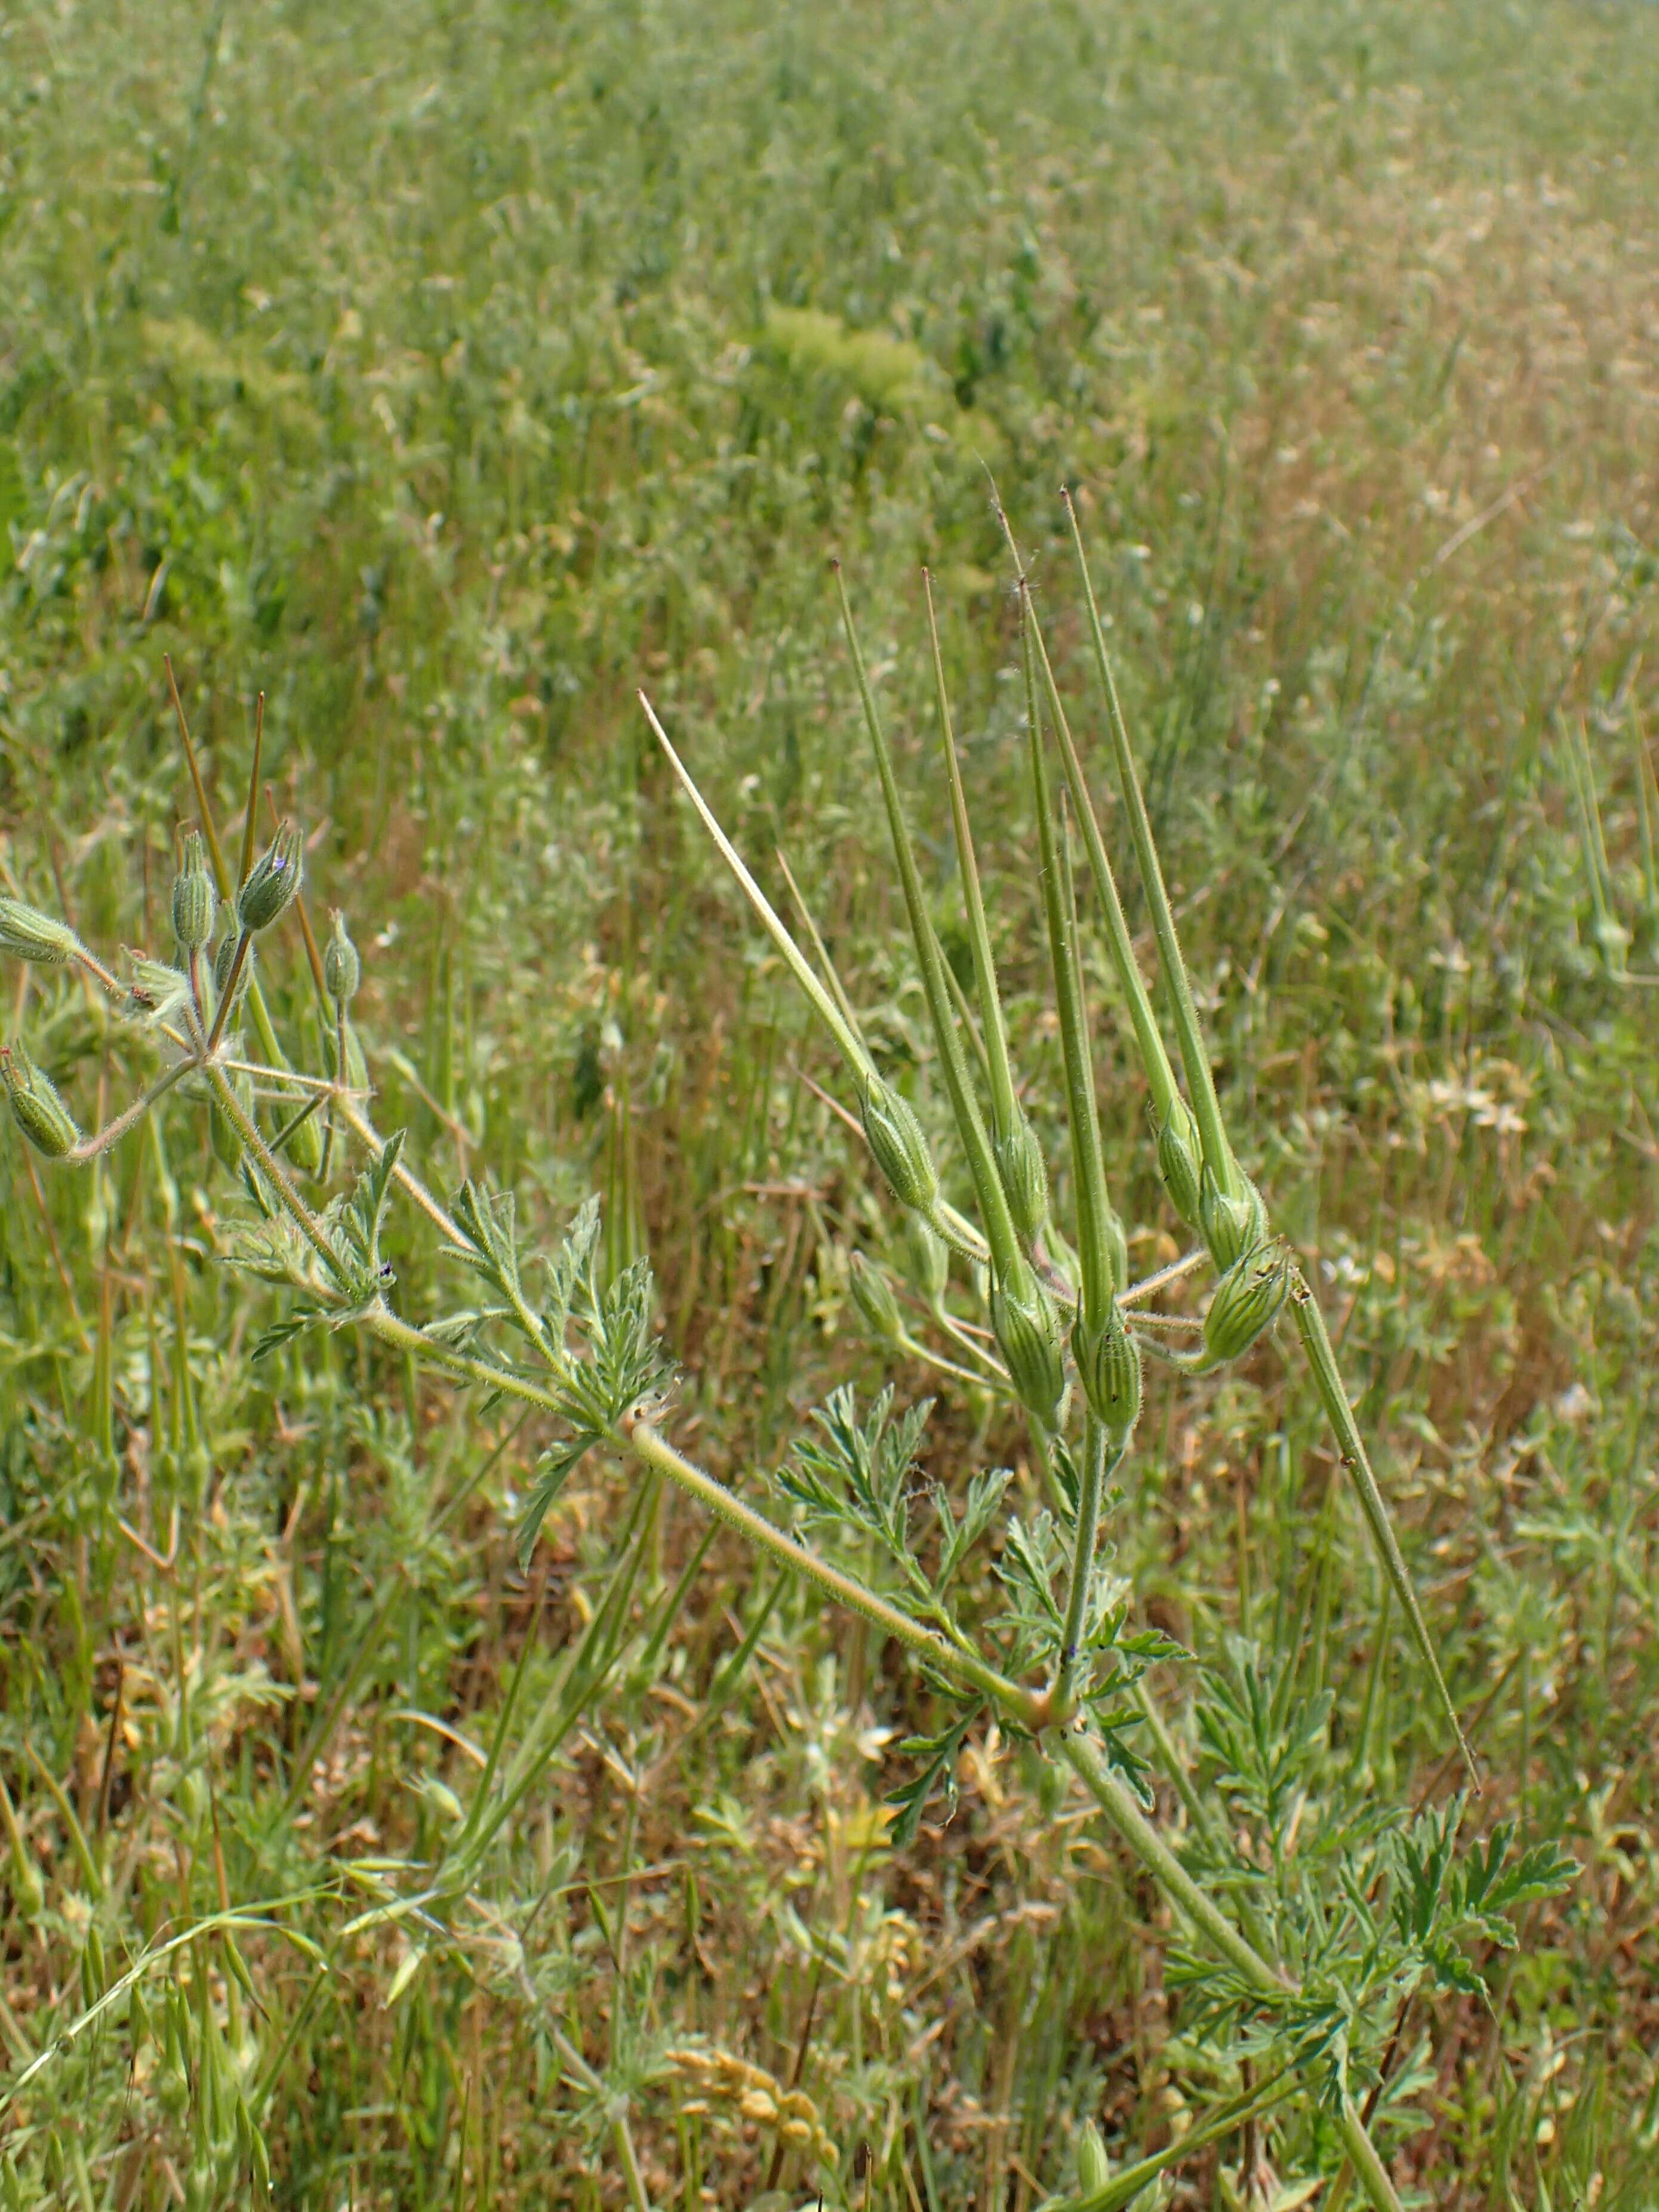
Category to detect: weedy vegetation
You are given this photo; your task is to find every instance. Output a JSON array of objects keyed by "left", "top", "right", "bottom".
[{"left": 2, "top": 1, "right": 1658, "bottom": 2208}]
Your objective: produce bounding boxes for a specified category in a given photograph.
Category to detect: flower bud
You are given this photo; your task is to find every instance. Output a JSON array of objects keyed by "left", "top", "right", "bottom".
[
  {"left": 994, "top": 1116, "right": 1049, "bottom": 1246},
  {"left": 324, "top": 909, "right": 361, "bottom": 1005},
  {"left": 1202, "top": 1240, "right": 1291, "bottom": 1364},
  {"left": 990, "top": 1261, "right": 1065, "bottom": 1425},
  {"left": 849, "top": 1251, "right": 904, "bottom": 1347},
  {"left": 1078, "top": 2121, "right": 1110, "bottom": 2197},
  {"left": 1199, "top": 1160, "right": 1268, "bottom": 1273},
  {"left": 237, "top": 820, "right": 304, "bottom": 934},
  {"left": 1072, "top": 1299, "right": 1142, "bottom": 1440},
  {"left": 858, "top": 1076, "right": 938, "bottom": 1216},
  {"left": 0, "top": 895, "right": 81, "bottom": 968},
  {"left": 901, "top": 1212, "right": 949, "bottom": 1305},
  {"left": 171, "top": 833, "right": 215, "bottom": 954},
  {"left": 2, "top": 1043, "right": 80, "bottom": 1160},
  {"left": 1155, "top": 1095, "right": 1203, "bottom": 1228}
]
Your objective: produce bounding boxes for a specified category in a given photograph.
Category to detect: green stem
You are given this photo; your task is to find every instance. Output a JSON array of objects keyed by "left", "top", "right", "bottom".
[
  {"left": 1289, "top": 1270, "right": 1476, "bottom": 1784},
  {"left": 1059, "top": 1732, "right": 1282, "bottom": 1992},
  {"left": 622, "top": 1418, "right": 1044, "bottom": 1728},
  {"left": 1062, "top": 491, "right": 1237, "bottom": 1195},
  {"left": 202, "top": 1059, "right": 338, "bottom": 1275},
  {"left": 1055, "top": 1417, "right": 1109, "bottom": 1719}
]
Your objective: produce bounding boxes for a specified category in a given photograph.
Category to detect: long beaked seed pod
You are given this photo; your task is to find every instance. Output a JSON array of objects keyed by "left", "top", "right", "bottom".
[
  {"left": 324, "top": 909, "right": 361, "bottom": 1006},
  {"left": 849, "top": 1250, "right": 904, "bottom": 1348},
  {"left": 858, "top": 1076, "right": 939, "bottom": 1217},
  {"left": 1203, "top": 1240, "right": 1292, "bottom": 1364},
  {"left": 171, "top": 833, "right": 215, "bottom": 955},
  {"left": 994, "top": 1115, "right": 1049, "bottom": 1247},
  {"left": 1200, "top": 1159, "right": 1268, "bottom": 1273},
  {"left": 901, "top": 1212, "right": 950, "bottom": 1305},
  {"left": 1073, "top": 1298, "right": 1142, "bottom": 1440},
  {"left": 1155, "top": 1094, "right": 1204, "bottom": 1229},
  {"left": 238, "top": 821, "right": 304, "bottom": 934},
  {"left": 990, "top": 1261, "right": 1066, "bottom": 1426},
  {"left": 0, "top": 895, "right": 82, "bottom": 968},
  {"left": 2, "top": 1043, "right": 80, "bottom": 1159}
]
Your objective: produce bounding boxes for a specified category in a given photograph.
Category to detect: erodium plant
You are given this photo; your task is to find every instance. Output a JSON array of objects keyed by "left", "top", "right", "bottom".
[{"left": 2, "top": 520, "right": 1572, "bottom": 2211}]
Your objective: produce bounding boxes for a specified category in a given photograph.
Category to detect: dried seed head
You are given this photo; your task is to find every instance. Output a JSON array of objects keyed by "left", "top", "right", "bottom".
[
  {"left": 0, "top": 895, "right": 82, "bottom": 968},
  {"left": 858, "top": 1076, "right": 939, "bottom": 1216},
  {"left": 849, "top": 1251, "right": 904, "bottom": 1348},
  {"left": 1202, "top": 1240, "right": 1291, "bottom": 1364},
  {"left": 237, "top": 820, "right": 304, "bottom": 934},
  {"left": 1072, "top": 1298, "right": 1142, "bottom": 1440},
  {"left": 324, "top": 909, "right": 361, "bottom": 1005},
  {"left": 990, "top": 1261, "right": 1065, "bottom": 1425},
  {"left": 901, "top": 1212, "right": 950, "bottom": 1305},
  {"left": 1078, "top": 2121, "right": 1110, "bottom": 2197},
  {"left": 171, "top": 833, "right": 215, "bottom": 954},
  {"left": 2, "top": 1043, "right": 80, "bottom": 1160},
  {"left": 1155, "top": 1095, "right": 1203, "bottom": 1228},
  {"left": 1199, "top": 1160, "right": 1268, "bottom": 1273},
  {"left": 994, "top": 1116, "right": 1049, "bottom": 1246}
]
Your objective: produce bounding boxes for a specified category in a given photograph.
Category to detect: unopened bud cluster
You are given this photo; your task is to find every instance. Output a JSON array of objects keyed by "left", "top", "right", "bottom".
[{"left": 2, "top": 1043, "right": 80, "bottom": 1160}]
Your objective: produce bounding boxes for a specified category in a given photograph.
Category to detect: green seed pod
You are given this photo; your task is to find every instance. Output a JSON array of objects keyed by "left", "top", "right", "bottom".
[
  {"left": 1155, "top": 1095, "right": 1203, "bottom": 1228},
  {"left": 0, "top": 894, "right": 82, "bottom": 967},
  {"left": 237, "top": 820, "right": 304, "bottom": 934},
  {"left": 324, "top": 908, "right": 361, "bottom": 1005},
  {"left": 990, "top": 1262, "right": 1065, "bottom": 1426},
  {"left": 849, "top": 1250, "right": 904, "bottom": 1347},
  {"left": 1072, "top": 1299, "right": 1142, "bottom": 1440},
  {"left": 1199, "top": 1160, "right": 1268, "bottom": 1273},
  {"left": 171, "top": 833, "right": 215, "bottom": 955},
  {"left": 901, "top": 1212, "right": 950, "bottom": 1305},
  {"left": 213, "top": 908, "right": 248, "bottom": 1000},
  {"left": 1202, "top": 1240, "right": 1291, "bottom": 1364},
  {"left": 858, "top": 1076, "right": 938, "bottom": 1216},
  {"left": 2, "top": 1043, "right": 81, "bottom": 1160},
  {"left": 1078, "top": 2120, "right": 1110, "bottom": 2196},
  {"left": 7, "top": 1835, "right": 44, "bottom": 1923},
  {"left": 993, "top": 1116, "right": 1049, "bottom": 1246}
]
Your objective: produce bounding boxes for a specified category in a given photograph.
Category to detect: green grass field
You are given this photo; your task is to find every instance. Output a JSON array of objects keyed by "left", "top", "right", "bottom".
[{"left": 2, "top": 0, "right": 1658, "bottom": 2204}]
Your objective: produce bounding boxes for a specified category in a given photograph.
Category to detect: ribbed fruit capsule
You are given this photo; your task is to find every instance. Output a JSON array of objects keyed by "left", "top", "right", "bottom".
[
  {"left": 1199, "top": 1160, "right": 1268, "bottom": 1272},
  {"left": 171, "top": 833, "right": 215, "bottom": 954},
  {"left": 0, "top": 895, "right": 81, "bottom": 967},
  {"left": 2, "top": 1044, "right": 80, "bottom": 1159},
  {"left": 324, "top": 909, "right": 361, "bottom": 1005},
  {"left": 1155, "top": 1095, "right": 1203, "bottom": 1228},
  {"left": 849, "top": 1251, "right": 903, "bottom": 1347},
  {"left": 990, "top": 1262, "right": 1065, "bottom": 1425},
  {"left": 237, "top": 821, "right": 304, "bottom": 934},
  {"left": 1202, "top": 1240, "right": 1291, "bottom": 1364},
  {"left": 1072, "top": 1299, "right": 1142, "bottom": 1440},
  {"left": 858, "top": 1076, "right": 938, "bottom": 1216},
  {"left": 994, "top": 1116, "right": 1049, "bottom": 1246}
]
